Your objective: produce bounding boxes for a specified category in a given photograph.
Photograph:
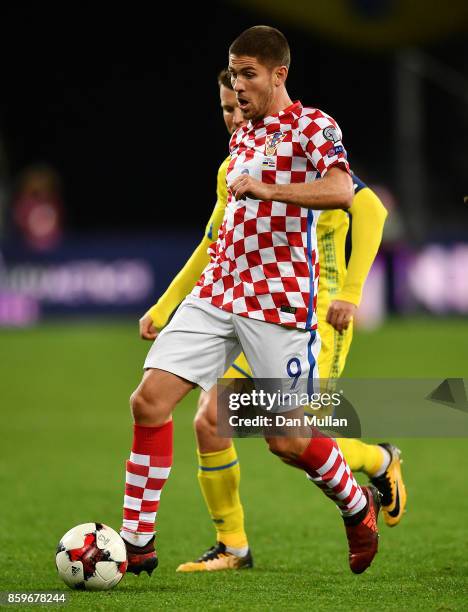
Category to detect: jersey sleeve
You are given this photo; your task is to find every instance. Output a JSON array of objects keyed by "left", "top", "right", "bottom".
[
  {"left": 203, "top": 156, "right": 230, "bottom": 242},
  {"left": 336, "top": 182, "right": 388, "bottom": 306},
  {"left": 299, "top": 110, "right": 350, "bottom": 177},
  {"left": 146, "top": 158, "right": 230, "bottom": 329},
  {"left": 146, "top": 236, "right": 212, "bottom": 328}
]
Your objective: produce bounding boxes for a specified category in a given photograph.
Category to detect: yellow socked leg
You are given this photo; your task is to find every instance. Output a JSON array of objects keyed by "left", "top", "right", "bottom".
[
  {"left": 197, "top": 445, "right": 248, "bottom": 549},
  {"left": 336, "top": 438, "right": 386, "bottom": 476}
]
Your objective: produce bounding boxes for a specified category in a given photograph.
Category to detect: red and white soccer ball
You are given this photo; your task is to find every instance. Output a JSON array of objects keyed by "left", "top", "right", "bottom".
[{"left": 56, "top": 523, "right": 127, "bottom": 590}]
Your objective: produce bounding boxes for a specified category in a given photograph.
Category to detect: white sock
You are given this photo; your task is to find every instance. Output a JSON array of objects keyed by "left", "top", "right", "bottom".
[
  {"left": 225, "top": 544, "right": 249, "bottom": 557},
  {"left": 120, "top": 530, "right": 153, "bottom": 547},
  {"left": 373, "top": 447, "right": 391, "bottom": 477}
]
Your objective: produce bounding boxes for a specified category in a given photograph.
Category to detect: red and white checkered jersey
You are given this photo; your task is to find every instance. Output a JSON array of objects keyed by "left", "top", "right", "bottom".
[{"left": 192, "top": 101, "right": 350, "bottom": 330}]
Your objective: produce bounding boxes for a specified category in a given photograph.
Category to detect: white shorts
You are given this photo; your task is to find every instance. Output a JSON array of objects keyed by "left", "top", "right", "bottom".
[{"left": 144, "top": 295, "right": 320, "bottom": 392}]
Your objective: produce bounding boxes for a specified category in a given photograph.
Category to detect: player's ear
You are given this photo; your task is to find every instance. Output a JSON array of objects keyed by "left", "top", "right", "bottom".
[{"left": 275, "top": 66, "right": 288, "bottom": 86}]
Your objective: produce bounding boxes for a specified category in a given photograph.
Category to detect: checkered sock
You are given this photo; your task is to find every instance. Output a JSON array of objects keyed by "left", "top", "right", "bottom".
[
  {"left": 121, "top": 421, "right": 173, "bottom": 547},
  {"left": 297, "top": 432, "right": 367, "bottom": 517}
]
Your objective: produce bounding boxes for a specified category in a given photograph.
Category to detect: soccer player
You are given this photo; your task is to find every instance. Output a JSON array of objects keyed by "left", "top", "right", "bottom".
[
  {"left": 141, "top": 71, "right": 406, "bottom": 573},
  {"left": 121, "top": 25, "right": 381, "bottom": 577}
]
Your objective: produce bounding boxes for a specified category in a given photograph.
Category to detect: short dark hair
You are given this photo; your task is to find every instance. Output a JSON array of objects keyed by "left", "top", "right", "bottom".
[
  {"left": 229, "top": 25, "right": 290, "bottom": 69},
  {"left": 217, "top": 68, "right": 233, "bottom": 90}
]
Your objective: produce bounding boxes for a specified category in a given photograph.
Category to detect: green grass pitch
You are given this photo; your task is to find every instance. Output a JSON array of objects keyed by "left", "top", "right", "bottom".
[{"left": 1, "top": 317, "right": 467, "bottom": 611}]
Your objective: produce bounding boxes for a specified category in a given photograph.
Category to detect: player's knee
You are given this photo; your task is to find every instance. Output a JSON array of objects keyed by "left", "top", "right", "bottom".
[
  {"left": 266, "top": 437, "right": 299, "bottom": 462},
  {"left": 266, "top": 436, "right": 289, "bottom": 457},
  {"left": 194, "top": 396, "right": 217, "bottom": 438},
  {"left": 193, "top": 411, "right": 213, "bottom": 438},
  {"left": 130, "top": 388, "right": 150, "bottom": 421},
  {"left": 130, "top": 385, "right": 168, "bottom": 424}
]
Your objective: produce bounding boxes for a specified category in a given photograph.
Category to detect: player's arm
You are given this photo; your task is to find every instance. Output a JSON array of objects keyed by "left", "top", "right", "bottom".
[
  {"left": 326, "top": 179, "right": 388, "bottom": 332},
  {"left": 140, "top": 159, "right": 229, "bottom": 340},
  {"left": 230, "top": 166, "right": 353, "bottom": 210},
  {"left": 139, "top": 235, "right": 213, "bottom": 339},
  {"left": 229, "top": 114, "right": 353, "bottom": 210}
]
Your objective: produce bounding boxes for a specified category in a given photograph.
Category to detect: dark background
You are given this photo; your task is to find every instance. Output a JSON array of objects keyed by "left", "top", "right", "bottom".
[{"left": 0, "top": 1, "right": 467, "bottom": 237}]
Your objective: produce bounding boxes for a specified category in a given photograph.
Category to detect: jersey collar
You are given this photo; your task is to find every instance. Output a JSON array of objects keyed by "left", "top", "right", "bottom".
[{"left": 248, "top": 100, "right": 303, "bottom": 131}]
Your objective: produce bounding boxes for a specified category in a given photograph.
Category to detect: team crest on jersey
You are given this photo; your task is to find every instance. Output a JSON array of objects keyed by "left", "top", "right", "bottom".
[{"left": 265, "top": 131, "right": 286, "bottom": 156}]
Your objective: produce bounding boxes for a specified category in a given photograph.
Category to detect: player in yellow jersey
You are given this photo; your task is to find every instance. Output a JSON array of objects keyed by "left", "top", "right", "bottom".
[{"left": 139, "top": 69, "right": 407, "bottom": 572}]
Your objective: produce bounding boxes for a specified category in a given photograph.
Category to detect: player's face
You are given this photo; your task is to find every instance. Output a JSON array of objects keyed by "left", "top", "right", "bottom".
[
  {"left": 220, "top": 84, "right": 246, "bottom": 135},
  {"left": 229, "top": 54, "right": 275, "bottom": 123}
]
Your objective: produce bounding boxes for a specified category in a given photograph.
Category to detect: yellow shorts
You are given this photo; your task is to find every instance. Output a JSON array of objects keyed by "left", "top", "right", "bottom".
[
  {"left": 316, "top": 302, "right": 353, "bottom": 379},
  {"left": 222, "top": 302, "right": 353, "bottom": 380}
]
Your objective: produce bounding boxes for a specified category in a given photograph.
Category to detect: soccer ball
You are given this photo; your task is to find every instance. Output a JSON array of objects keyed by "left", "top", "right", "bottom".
[{"left": 56, "top": 523, "right": 127, "bottom": 590}]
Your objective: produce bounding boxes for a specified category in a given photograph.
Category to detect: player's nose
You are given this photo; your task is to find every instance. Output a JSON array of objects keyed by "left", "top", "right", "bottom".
[{"left": 232, "top": 76, "right": 244, "bottom": 93}]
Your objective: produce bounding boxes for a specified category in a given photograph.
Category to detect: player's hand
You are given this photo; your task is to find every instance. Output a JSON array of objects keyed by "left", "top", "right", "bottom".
[
  {"left": 139, "top": 313, "right": 159, "bottom": 341},
  {"left": 326, "top": 300, "right": 357, "bottom": 334},
  {"left": 229, "top": 174, "right": 273, "bottom": 201}
]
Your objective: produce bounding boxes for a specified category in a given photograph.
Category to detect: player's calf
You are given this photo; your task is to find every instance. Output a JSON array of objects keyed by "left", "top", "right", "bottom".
[
  {"left": 121, "top": 370, "right": 194, "bottom": 570},
  {"left": 274, "top": 433, "right": 381, "bottom": 574},
  {"left": 193, "top": 389, "right": 229, "bottom": 453}
]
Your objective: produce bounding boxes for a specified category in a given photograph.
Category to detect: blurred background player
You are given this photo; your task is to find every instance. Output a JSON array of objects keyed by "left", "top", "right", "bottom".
[
  {"left": 11, "top": 164, "right": 64, "bottom": 251},
  {"left": 139, "top": 66, "right": 407, "bottom": 572}
]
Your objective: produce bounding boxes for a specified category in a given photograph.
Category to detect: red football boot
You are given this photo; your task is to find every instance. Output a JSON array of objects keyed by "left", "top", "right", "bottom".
[
  {"left": 124, "top": 535, "right": 158, "bottom": 576},
  {"left": 344, "top": 485, "right": 381, "bottom": 574}
]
